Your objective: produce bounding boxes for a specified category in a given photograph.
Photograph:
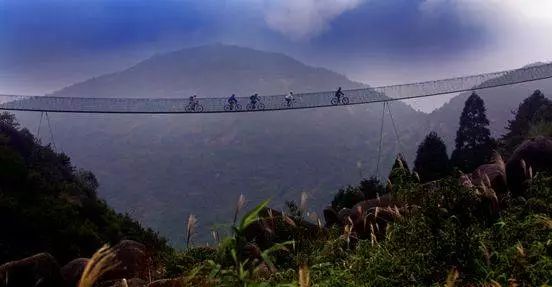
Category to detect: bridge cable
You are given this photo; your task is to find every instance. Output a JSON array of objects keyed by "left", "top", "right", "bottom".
[
  {"left": 375, "top": 102, "right": 386, "bottom": 179},
  {"left": 386, "top": 102, "right": 404, "bottom": 159},
  {"left": 37, "top": 111, "right": 44, "bottom": 139},
  {"left": 44, "top": 112, "right": 57, "bottom": 151}
]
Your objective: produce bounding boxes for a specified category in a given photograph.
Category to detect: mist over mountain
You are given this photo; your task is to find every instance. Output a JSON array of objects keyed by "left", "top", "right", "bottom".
[
  {"left": 52, "top": 44, "right": 363, "bottom": 98},
  {"left": 13, "top": 44, "right": 549, "bottom": 246}
]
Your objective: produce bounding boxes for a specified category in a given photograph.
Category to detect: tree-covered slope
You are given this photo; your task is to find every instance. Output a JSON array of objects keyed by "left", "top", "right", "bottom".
[
  {"left": 427, "top": 74, "right": 552, "bottom": 146},
  {"left": 0, "top": 113, "right": 170, "bottom": 264}
]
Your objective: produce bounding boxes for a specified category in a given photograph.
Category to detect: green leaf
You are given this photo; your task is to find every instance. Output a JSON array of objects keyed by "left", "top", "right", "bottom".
[{"left": 238, "top": 199, "right": 271, "bottom": 232}]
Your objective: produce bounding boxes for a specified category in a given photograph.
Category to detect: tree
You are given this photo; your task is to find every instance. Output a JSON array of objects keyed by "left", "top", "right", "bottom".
[
  {"left": 451, "top": 92, "right": 495, "bottom": 172},
  {"left": 358, "top": 176, "right": 386, "bottom": 199},
  {"left": 414, "top": 131, "right": 451, "bottom": 182},
  {"left": 501, "top": 90, "right": 551, "bottom": 155}
]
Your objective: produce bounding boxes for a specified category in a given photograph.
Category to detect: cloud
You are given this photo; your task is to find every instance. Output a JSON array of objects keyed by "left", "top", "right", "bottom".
[
  {"left": 420, "top": 0, "right": 552, "bottom": 25},
  {"left": 418, "top": 0, "right": 552, "bottom": 65},
  {"left": 262, "top": 0, "right": 364, "bottom": 41}
]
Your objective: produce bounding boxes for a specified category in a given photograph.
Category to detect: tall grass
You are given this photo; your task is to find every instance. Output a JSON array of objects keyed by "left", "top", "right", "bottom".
[
  {"left": 186, "top": 214, "right": 198, "bottom": 249},
  {"left": 78, "top": 245, "right": 120, "bottom": 287}
]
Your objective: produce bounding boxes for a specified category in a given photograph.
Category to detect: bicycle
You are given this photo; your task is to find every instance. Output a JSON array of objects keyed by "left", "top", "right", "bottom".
[
  {"left": 185, "top": 101, "right": 204, "bottom": 112},
  {"left": 331, "top": 96, "right": 349, "bottom": 105},
  {"left": 224, "top": 102, "right": 242, "bottom": 111},
  {"left": 246, "top": 101, "right": 265, "bottom": 111},
  {"left": 282, "top": 98, "right": 297, "bottom": 108}
]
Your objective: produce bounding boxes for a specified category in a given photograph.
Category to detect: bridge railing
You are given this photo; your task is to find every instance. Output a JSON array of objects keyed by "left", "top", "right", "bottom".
[{"left": 1, "top": 62, "right": 551, "bottom": 114}]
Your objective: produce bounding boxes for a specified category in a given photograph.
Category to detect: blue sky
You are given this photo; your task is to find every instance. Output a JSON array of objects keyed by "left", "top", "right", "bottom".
[{"left": 1, "top": 0, "right": 551, "bottom": 110}]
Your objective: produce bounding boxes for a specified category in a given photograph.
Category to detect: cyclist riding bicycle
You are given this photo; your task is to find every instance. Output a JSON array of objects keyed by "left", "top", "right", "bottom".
[
  {"left": 189, "top": 95, "right": 198, "bottom": 107},
  {"left": 228, "top": 94, "right": 237, "bottom": 105},
  {"left": 285, "top": 91, "right": 294, "bottom": 107},
  {"left": 335, "top": 87, "right": 344, "bottom": 101},
  {"left": 250, "top": 93, "right": 260, "bottom": 105}
]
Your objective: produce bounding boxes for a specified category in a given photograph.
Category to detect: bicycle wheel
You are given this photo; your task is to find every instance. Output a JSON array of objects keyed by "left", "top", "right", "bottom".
[
  {"left": 342, "top": 97, "right": 350, "bottom": 104},
  {"left": 331, "top": 98, "right": 338, "bottom": 105},
  {"left": 246, "top": 103, "right": 254, "bottom": 110},
  {"left": 235, "top": 103, "right": 242, "bottom": 111},
  {"left": 185, "top": 104, "right": 193, "bottom": 112},
  {"left": 257, "top": 103, "right": 265, "bottom": 110},
  {"left": 195, "top": 104, "right": 204, "bottom": 112},
  {"left": 224, "top": 104, "right": 231, "bottom": 111}
]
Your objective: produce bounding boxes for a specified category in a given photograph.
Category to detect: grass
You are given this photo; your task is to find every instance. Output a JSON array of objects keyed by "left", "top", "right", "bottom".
[
  {"left": 165, "top": 172, "right": 552, "bottom": 286},
  {"left": 76, "top": 172, "right": 552, "bottom": 286}
]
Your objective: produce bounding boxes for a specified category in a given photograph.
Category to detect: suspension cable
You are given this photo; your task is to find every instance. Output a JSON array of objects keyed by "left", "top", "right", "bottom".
[
  {"left": 386, "top": 102, "right": 403, "bottom": 158},
  {"left": 44, "top": 112, "right": 57, "bottom": 150},
  {"left": 37, "top": 111, "right": 44, "bottom": 139},
  {"left": 375, "top": 102, "right": 386, "bottom": 179}
]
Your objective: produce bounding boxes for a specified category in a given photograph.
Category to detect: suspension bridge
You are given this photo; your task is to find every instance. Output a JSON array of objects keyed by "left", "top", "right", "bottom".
[{"left": 1, "top": 62, "right": 551, "bottom": 114}]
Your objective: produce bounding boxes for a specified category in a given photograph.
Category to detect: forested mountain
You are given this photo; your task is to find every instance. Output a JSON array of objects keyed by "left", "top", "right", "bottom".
[
  {"left": 12, "top": 45, "right": 550, "bottom": 245},
  {"left": 427, "top": 71, "right": 552, "bottom": 145},
  {"left": 0, "top": 113, "right": 169, "bottom": 264}
]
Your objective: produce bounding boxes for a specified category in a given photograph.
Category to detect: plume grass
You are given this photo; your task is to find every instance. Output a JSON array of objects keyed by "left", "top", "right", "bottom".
[
  {"left": 186, "top": 214, "right": 198, "bottom": 249},
  {"left": 78, "top": 245, "right": 120, "bottom": 287}
]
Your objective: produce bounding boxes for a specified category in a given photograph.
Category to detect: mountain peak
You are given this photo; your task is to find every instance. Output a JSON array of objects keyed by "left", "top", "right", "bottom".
[{"left": 52, "top": 45, "right": 364, "bottom": 99}]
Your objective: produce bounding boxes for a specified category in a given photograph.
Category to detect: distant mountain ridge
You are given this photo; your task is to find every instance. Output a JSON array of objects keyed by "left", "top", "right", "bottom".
[{"left": 52, "top": 44, "right": 366, "bottom": 98}]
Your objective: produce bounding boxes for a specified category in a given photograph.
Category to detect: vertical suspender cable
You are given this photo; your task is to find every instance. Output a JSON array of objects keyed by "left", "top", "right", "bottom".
[
  {"left": 376, "top": 102, "right": 386, "bottom": 179},
  {"left": 37, "top": 111, "right": 44, "bottom": 139},
  {"left": 45, "top": 112, "right": 57, "bottom": 151},
  {"left": 386, "top": 102, "right": 403, "bottom": 158}
]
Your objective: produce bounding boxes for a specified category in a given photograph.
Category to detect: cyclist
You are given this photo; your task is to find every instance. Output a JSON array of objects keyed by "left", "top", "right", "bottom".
[
  {"left": 335, "top": 87, "right": 344, "bottom": 102},
  {"left": 249, "top": 93, "right": 260, "bottom": 107},
  {"left": 228, "top": 94, "right": 237, "bottom": 108},
  {"left": 189, "top": 95, "right": 198, "bottom": 109},
  {"left": 285, "top": 91, "right": 294, "bottom": 107}
]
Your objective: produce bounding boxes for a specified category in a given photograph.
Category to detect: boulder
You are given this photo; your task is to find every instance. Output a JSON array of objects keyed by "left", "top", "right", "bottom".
[
  {"left": 323, "top": 206, "right": 339, "bottom": 227},
  {"left": 330, "top": 193, "right": 404, "bottom": 240},
  {"left": 243, "top": 208, "right": 322, "bottom": 250},
  {"left": 0, "top": 253, "right": 63, "bottom": 287},
  {"left": 100, "top": 240, "right": 150, "bottom": 282},
  {"left": 61, "top": 258, "right": 89, "bottom": 287},
  {"left": 350, "top": 193, "right": 396, "bottom": 216},
  {"left": 506, "top": 136, "right": 552, "bottom": 196},
  {"left": 470, "top": 162, "right": 507, "bottom": 194},
  {"left": 346, "top": 206, "right": 403, "bottom": 240}
]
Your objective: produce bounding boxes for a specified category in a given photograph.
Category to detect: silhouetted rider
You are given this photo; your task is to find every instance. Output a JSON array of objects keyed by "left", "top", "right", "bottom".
[
  {"left": 228, "top": 94, "right": 237, "bottom": 105},
  {"left": 250, "top": 93, "right": 260, "bottom": 105},
  {"left": 335, "top": 87, "right": 344, "bottom": 101},
  {"left": 285, "top": 91, "right": 294, "bottom": 107},
  {"left": 189, "top": 95, "right": 198, "bottom": 107}
]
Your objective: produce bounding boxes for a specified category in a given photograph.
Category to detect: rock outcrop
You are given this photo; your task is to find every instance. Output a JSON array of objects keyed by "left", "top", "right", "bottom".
[
  {"left": 100, "top": 240, "right": 150, "bottom": 282},
  {"left": 506, "top": 136, "right": 552, "bottom": 196},
  {"left": 0, "top": 253, "right": 63, "bottom": 287},
  {"left": 61, "top": 258, "right": 89, "bottom": 287}
]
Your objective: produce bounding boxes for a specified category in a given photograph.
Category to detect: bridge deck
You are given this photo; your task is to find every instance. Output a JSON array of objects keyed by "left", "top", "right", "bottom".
[{"left": 1, "top": 63, "right": 551, "bottom": 114}]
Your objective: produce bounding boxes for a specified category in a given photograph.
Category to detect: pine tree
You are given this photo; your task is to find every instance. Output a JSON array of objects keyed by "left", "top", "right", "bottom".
[
  {"left": 414, "top": 131, "right": 451, "bottom": 182},
  {"left": 451, "top": 92, "right": 495, "bottom": 172},
  {"left": 501, "top": 90, "right": 551, "bottom": 155}
]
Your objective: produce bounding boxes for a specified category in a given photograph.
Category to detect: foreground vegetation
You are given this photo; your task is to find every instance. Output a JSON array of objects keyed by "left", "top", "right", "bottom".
[
  {"left": 1, "top": 89, "right": 551, "bottom": 286},
  {"left": 160, "top": 170, "right": 551, "bottom": 286}
]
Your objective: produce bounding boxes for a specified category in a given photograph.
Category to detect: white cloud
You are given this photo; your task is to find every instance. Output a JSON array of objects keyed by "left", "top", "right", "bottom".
[
  {"left": 419, "top": 0, "right": 552, "bottom": 66},
  {"left": 262, "top": 0, "right": 364, "bottom": 41}
]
